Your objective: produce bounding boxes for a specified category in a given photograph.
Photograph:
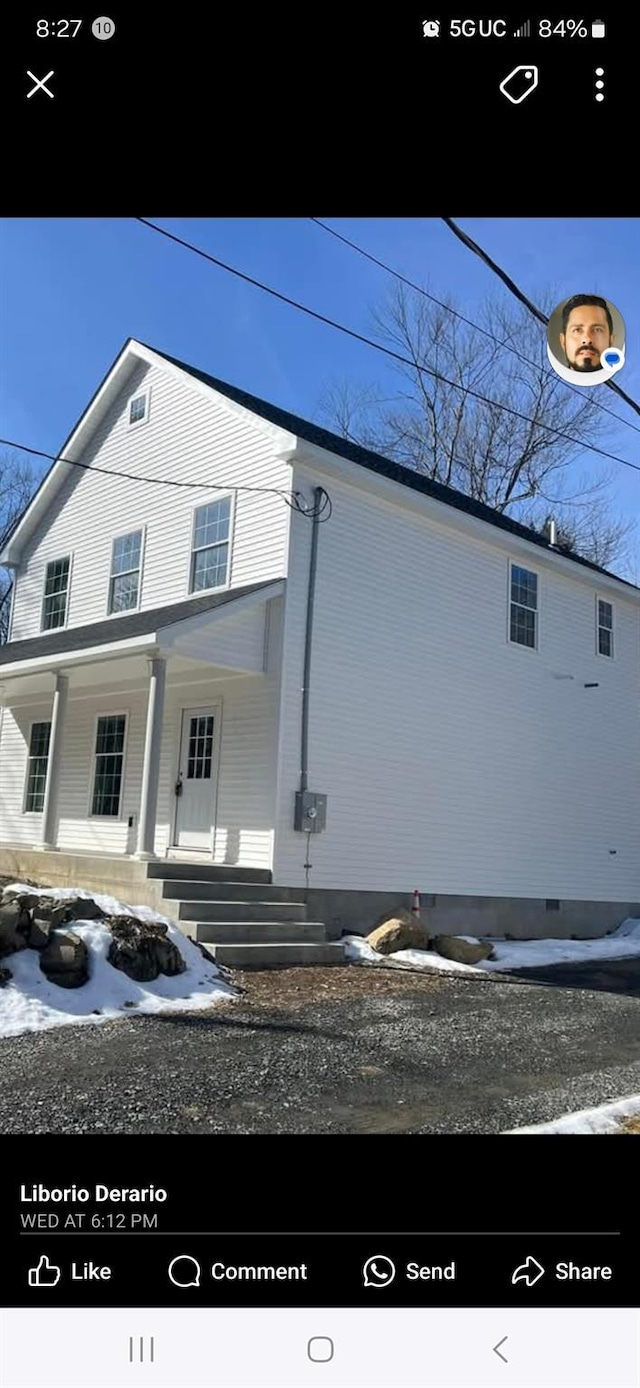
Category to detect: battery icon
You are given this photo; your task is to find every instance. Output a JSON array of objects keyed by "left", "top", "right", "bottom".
[{"left": 592, "top": 19, "right": 606, "bottom": 37}]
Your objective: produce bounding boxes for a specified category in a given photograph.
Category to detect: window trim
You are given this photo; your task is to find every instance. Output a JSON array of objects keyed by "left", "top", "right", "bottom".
[
  {"left": 187, "top": 492, "right": 235, "bottom": 597},
  {"left": 596, "top": 593, "right": 615, "bottom": 660},
  {"left": 106, "top": 526, "right": 146, "bottom": 617},
  {"left": 22, "top": 718, "right": 52, "bottom": 815},
  {"left": 40, "top": 553, "right": 73, "bottom": 634},
  {"left": 127, "top": 387, "right": 151, "bottom": 429},
  {"left": 88, "top": 710, "right": 129, "bottom": 820},
  {"left": 507, "top": 559, "right": 539, "bottom": 652}
]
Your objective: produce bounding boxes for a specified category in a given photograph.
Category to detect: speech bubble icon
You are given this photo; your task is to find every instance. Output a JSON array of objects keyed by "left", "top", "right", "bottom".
[
  {"left": 601, "top": 346, "right": 625, "bottom": 375},
  {"left": 362, "top": 1255, "right": 396, "bottom": 1288},
  {"left": 168, "top": 1255, "right": 201, "bottom": 1288}
]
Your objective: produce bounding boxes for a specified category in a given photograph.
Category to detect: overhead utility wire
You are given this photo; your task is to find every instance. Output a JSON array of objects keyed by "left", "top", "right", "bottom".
[
  {"left": 134, "top": 218, "right": 640, "bottom": 477},
  {"left": 309, "top": 216, "right": 640, "bottom": 439},
  {"left": 441, "top": 216, "right": 640, "bottom": 420},
  {"left": 0, "top": 437, "right": 333, "bottom": 523}
]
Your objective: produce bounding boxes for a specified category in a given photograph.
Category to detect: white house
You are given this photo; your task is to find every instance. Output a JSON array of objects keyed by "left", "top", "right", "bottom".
[{"left": 1, "top": 338, "right": 639, "bottom": 963}]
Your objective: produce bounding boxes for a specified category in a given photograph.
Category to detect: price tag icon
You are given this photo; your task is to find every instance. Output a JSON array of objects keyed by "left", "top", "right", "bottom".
[{"left": 499, "top": 65, "right": 539, "bottom": 104}]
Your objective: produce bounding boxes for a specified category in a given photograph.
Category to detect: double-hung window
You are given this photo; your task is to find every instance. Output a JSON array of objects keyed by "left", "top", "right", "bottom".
[
  {"left": 109, "top": 530, "right": 143, "bottom": 613},
  {"left": 91, "top": 714, "right": 127, "bottom": 817},
  {"left": 597, "top": 598, "right": 614, "bottom": 657},
  {"left": 190, "top": 497, "right": 231, "bottom": 593},
  {"left": 509, "top": 563, "right": 538, "bottom": 649},
  {"left": 128, "top": 390, "right": 149, "bottom": 426},
  {"left": 41, "top": 557, "right": 70, "bottom": 631},
  {"left": 24, "top": 722, "right": 51, "bottom": 813}
]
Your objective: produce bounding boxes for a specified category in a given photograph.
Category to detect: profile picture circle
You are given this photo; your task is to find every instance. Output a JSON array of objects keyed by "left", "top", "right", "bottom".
[{"left": 547, "top": 294, "right": 626, "bottom": 386}]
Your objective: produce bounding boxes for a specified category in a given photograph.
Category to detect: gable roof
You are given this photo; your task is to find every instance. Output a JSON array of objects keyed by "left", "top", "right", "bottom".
[
  {"left": 2, "top": 337, "right": 638, "bottom": 594},
  {"left": 150, "top": 345, "right": 639, "bottom": 593}
]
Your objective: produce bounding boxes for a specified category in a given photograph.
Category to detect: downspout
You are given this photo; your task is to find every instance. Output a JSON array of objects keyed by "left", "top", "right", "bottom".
[{"left": 299, "top": 487, "right": 323, "bottom": 795}]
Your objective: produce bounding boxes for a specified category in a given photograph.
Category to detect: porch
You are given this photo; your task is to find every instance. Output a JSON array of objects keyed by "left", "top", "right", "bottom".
[{"left": 0, "top": 581, "right": 283, "bottom": 872}]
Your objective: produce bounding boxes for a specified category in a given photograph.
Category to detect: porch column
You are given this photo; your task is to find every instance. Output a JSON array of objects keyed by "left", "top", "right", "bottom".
[
  {"left": 38, "top": 672, "right": 69, "bottom": 851},
  {"left": 135, "top": 656, "right": 167, "bottom": 859}
]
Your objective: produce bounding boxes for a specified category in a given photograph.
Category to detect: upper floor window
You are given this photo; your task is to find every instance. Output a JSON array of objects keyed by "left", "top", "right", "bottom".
[
  {"left": 597, "top": 598, "right": 614, "bottom": 657},
  {"left": 190, "top": 497, "right": 232, "bottom": 593},
  {"left": 128, "top": 389, "right": 149, "bottom": 427},
  {"left": 509, "top": 563, "right": 538, "bottom": 649},
  {"left": 41, "top": 556, "right": 70, "bottom": 631},
  {"left": 109, "top": 529, "right": 143, "bottom": 614}
]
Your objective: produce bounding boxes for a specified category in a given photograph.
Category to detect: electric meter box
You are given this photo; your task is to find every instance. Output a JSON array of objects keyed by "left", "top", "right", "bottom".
[{"left": 294, "top": 790, "right": 327, "bottom": 833}]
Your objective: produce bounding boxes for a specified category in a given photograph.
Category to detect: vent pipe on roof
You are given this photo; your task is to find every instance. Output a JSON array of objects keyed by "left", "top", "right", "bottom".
[{"left": 546, "top": 517, "right": 558, "bottom": 546}]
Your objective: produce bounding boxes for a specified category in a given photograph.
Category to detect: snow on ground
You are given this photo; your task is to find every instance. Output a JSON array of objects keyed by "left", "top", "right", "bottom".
[
  {"left": 506, "top": 1093, "right": 640, "bottom": 1135},
  {"left": 0, "top": 884, "right": 235, "bottom": 1039},
  {"left": 343, "top": 918, "right": 640, "bottom": 975}
]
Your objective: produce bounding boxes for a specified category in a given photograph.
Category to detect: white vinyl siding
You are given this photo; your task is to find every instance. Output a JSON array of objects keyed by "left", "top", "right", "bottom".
[
  {"left": 108, "top": 530, "right": 143, "bottom": 613},
  {"left": 23, "top": 721, "right": 51, "bottom": 813},
  {"left": 273, "top": 464, "right": 640, "bottom": 902},
  {"left": 41, "top": 556, "right": 70, "bottom": 631},
  {"left": 10, "top": 360, "right": 290, "bottom": 640},
  {"left": 597, "top": 597, "right": 614, "bottom": 657},
  {"left": 509, "top": 563, "right": 538, "bottom": 649}
]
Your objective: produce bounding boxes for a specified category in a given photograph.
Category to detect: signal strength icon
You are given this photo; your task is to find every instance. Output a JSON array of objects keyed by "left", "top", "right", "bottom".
[{"left": 514, "top": 19, "right": 531, "bottom": 37}]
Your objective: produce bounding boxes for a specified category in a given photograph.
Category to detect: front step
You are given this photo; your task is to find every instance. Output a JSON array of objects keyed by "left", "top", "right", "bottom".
[
  {"left": 193, "top": 921, "right": 327, "bottom": 945},
  {"left": 178, "top": 899, "right": 307, "bottom": 924},
  {"left": 161, "top": 880, "right": 303, "bottom": 903},
  {"left": 209, "top": 942, "right": 346, "bottom": 968},
  {"left": 147, "top": 863, "right": 271, "bottom": 883}
]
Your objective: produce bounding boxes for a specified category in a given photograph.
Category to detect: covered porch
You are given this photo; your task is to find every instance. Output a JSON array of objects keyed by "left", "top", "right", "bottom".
[{"left": 0, "top": 581, "right": 283, "bottom": 873}]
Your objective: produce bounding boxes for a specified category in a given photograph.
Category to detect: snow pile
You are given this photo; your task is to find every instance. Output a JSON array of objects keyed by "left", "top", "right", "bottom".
[
  {"left": 506, "top": 1093, "right": 640, "bottom": 1135},
  {"left": 0, "top": 884, "right": 235, "bottom": 1039},
  {"left": 343, "top": 917, "right": 640, "bottom": 975}
]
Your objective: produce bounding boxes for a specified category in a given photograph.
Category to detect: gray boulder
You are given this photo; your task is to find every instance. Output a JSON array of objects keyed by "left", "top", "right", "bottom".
[
  {"left": 0, "top": 966, "right": 12, "bottom": 987},
  {"left": 366, "top": 908, "right": 431, "bottom": 955},
  {"left": 28, "top": 916, "right": 53, "bottom": 951},
  {"left": 39, "top": 930, "right": 90, "bottom": 988},
  {"left": 37, "top": 896, "right": 104, "bottom": 928},
  {"left": 106, "top": 915, "right": 186, "bottom": 982},
  {"left": 433, "top": 935, "right": 494, "bottom": 965},
  {"left": 0, "top": 901, "right": 31, "bottom": 958}
]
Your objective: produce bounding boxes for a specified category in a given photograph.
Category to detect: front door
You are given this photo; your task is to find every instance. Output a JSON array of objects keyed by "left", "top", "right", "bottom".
[{"left": 173, "top": 707, "right": 218, "bottom": 851}]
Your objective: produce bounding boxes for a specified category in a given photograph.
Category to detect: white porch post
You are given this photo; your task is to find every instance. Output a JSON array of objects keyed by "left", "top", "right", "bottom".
[
  {"left": 38, "top": 672, "right": 69, "bottom": 851},
  {"left": 135, "top": 656, "right": 167, "bottom": 859}
]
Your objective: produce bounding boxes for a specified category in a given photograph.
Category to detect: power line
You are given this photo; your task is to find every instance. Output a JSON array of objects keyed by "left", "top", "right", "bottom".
[
  {"left": 310, "top": 216, "right": 640, "bottom": 440},
  {"left": 0, "top": 438, "right": 333, "bottom": 522},
  {"left": 134, "top": 218, "right": 640, "bottom": 477},
  {"left": 441, "top": 217, "right": 640, "bottom": 420}
]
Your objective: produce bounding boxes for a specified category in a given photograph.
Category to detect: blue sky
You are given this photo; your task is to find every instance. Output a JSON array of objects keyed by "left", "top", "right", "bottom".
[{"left": 1, "top": 217, "right": 639, "bottom": 575}]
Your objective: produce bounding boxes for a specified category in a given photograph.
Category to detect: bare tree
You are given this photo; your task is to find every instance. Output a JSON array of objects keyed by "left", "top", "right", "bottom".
[
  {"left": 0, "top": 449, "right": 37, "bottom": 642},
  {"left": 319, "top": 283, "right": 635, "bottom": 571}
]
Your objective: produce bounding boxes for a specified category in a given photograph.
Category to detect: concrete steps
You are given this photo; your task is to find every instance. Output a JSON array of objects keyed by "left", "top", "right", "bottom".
[
  {"left": 146, "top": 862, "right": 344, "bottom": 968},
  {"left": 209, "top": 942, "right": 345, "bottom": 968}
]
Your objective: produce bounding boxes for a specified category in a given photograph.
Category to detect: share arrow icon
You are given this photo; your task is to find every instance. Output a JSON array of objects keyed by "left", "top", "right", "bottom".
[{"left": 511, "top": 1255, "right": 546, "bottom": 1287}]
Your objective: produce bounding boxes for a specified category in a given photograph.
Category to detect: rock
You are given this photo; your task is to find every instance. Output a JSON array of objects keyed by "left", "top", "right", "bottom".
[
  {"left": 37, "top": 896, "right": 104, "bottom": 927},
  {"left": 1, "top": 890, "right": 41, "bottom": 912},
  {"left": 433, "top": 935, "right": 494, "bottom": 964},
  {"left": 39, "top": 930, "right": 90, "bottom": 988},
  {"left": 366, "top": 908, "right": 431, "bottom": 955},
  {"left": 0, "top": 902, "right": 31, "bottom": 958},
  {"left": 27, "top": 916, "right": 53, "bottom": 951},
  {"left": 0, "top": 966, "right": 12, "bottom": 987},
  {"left": 106, "top": 914, "right": 186, "bottom": 982}
]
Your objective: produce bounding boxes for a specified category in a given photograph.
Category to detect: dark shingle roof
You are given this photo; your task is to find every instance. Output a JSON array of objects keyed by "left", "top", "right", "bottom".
[
  {"left": 150, "top": 343, "right": 639, "bottom": 593},
  {"left": 0, "top": 581, "right": 277, "bottom": 667}
]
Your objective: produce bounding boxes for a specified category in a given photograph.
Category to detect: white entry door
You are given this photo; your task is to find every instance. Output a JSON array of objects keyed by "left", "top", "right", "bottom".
[{"left": 173, "top": 707, "right": 218, "bottom": 851}]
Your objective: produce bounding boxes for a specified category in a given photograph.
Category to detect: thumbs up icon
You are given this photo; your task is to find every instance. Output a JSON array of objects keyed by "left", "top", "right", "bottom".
[{"left": 28, "top": 1255, "right": 61, "bottom": 1287}]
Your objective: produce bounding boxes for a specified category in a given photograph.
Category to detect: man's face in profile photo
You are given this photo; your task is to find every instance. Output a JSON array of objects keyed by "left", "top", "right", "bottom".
[{"left": 559, "top": 297, "right": 614, "bottom": 371}]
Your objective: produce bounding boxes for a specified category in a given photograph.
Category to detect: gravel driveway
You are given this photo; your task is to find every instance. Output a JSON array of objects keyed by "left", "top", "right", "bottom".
[{"left": 2, "top": 957, "right": 640, "bottom": 1134}]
